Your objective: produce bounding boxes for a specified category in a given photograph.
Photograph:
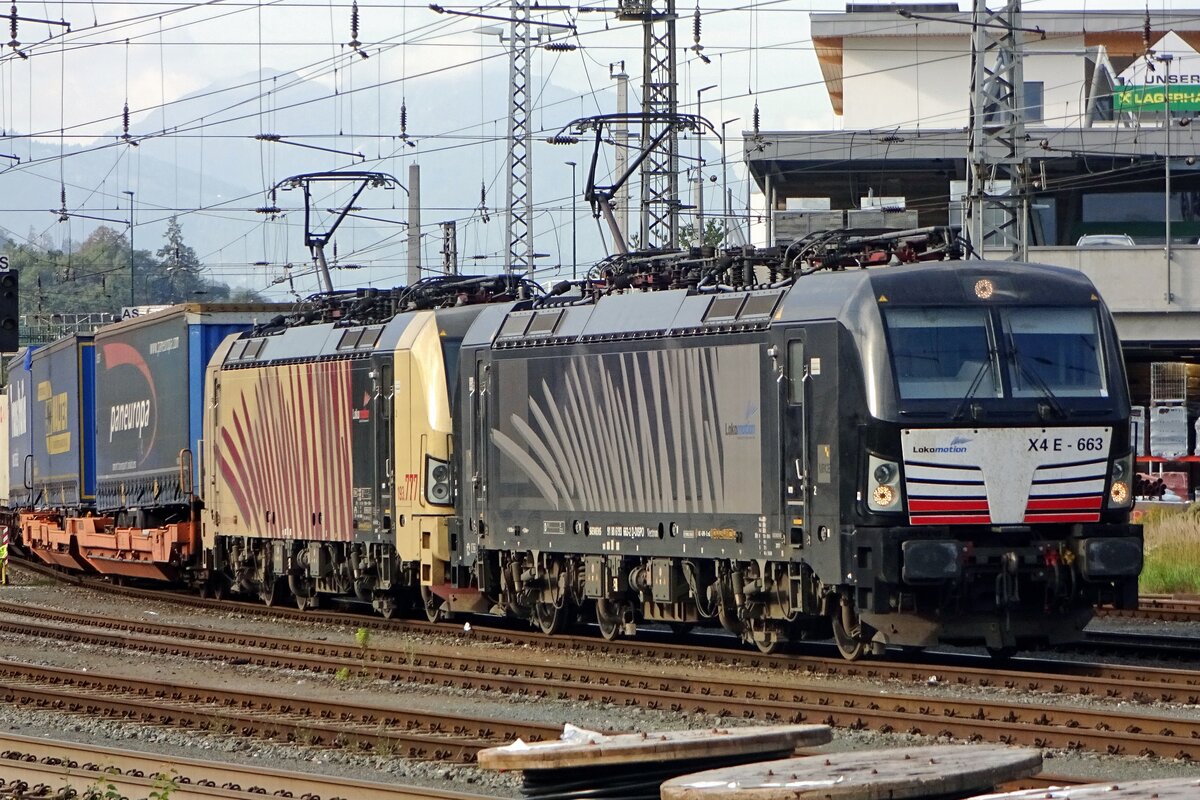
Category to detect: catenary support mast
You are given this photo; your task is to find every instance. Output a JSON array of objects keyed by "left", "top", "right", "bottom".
[
  {"left": 620, "top": 0, "right": 679, "bottom": 250},
  {"left": 504, "top": 0, "right": 534, "bottom": 274},
  {"left": 967, "top": 0, "right": 1029, "bottom": 260}
]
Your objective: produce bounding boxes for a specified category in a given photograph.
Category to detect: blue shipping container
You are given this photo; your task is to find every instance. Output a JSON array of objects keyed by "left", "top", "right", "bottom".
[
  {"left": 29, "top": 335, "right": 95, "bottom": 509},
  {"left": 6, "top": 347, "right": 38, "bottom": 508},
  {"left": 93, "top": 303, "right": 287, "bottom": 514}
]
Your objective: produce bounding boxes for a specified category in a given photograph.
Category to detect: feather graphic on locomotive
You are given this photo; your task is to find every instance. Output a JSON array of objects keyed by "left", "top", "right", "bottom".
[{"left": 3, "top": 259, "right": 1142, "bottom": 660}]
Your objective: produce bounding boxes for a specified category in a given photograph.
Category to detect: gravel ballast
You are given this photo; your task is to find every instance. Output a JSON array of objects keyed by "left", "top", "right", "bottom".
[{"left": 0, "top": 566, "right": 1196, "bottom": 796}]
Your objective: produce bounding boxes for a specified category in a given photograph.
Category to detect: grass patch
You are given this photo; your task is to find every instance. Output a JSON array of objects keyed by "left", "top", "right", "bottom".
[{"left": 1138, "top": 502, "right": 1200, "bottom": 594}]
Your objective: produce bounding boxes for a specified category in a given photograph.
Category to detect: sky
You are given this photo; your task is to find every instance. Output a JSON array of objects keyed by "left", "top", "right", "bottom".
[{"left": 0, "top": 0, "right": 1184, "bottom": 298}]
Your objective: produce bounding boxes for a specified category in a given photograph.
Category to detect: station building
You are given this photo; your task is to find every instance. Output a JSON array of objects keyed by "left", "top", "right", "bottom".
[{"left": 741, "top": 4, "right": 1200, "bottom": 494}]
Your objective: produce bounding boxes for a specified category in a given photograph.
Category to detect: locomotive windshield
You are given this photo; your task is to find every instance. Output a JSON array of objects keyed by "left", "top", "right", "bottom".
[
  {"left": 1001, "top": 306, "right": 1106, "bottom": 398},
  {"left": 885, "top": 305, "right": 1108, "bottom": 401},
  {"left": 886, "top": 307, "right": 999, "bottom": 400}
]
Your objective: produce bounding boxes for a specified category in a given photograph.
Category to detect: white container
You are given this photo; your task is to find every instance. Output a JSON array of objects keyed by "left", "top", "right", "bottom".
[{"left": 1150, "top": 404, "right": 1189, "bottom": 458}]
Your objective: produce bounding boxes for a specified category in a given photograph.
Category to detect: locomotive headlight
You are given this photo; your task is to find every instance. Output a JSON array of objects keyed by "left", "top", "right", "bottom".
[
  {"left": 425, "top": 455, "right": 452, "bottom": 506},
  {"left": 867, "top": 455, "right": 903, "bottom": 512},
  {"left": 1108, "top": 453, "right": 1134, "bottom": 508}
]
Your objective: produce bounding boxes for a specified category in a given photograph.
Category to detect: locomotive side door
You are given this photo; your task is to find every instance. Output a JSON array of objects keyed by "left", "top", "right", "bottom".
[
  {"left": 471, "top": 355, "right": 491, "bottom": 511},
  {"left": 783, "top": 335, "right": 808, "bottom": 548}
]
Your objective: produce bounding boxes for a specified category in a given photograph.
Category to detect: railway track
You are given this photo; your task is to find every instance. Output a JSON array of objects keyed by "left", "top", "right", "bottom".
[
  {"left": 0, "top": 642, "right": 561, "bottom": 763},
  {"left": 1, "top": 601, "right": 1198, "bottom": 763},
  {"left": 1098, "top": 595, "right": 1200, "bottom": 623},
  {"left": 0, "top": 729, "right": 490, "bottom": 800},
  {"left": 20, "top": 557, "right": 1200, "bottom": 657}
]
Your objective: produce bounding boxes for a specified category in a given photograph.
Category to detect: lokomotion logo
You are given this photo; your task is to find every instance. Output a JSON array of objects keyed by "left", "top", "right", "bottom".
[
  {"left": 914, "top": 435, "right": 972, "bottom": 454},
  {"left": 100, "top": 342, "right": 158, "bottom": 466},
  {"left": 724, "top": 401, "right": 759, "bottom": 437}
]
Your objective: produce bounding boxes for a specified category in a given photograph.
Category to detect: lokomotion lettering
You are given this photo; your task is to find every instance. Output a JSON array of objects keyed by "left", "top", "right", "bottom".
[{"left": 110, "top": 399, "right": 152, "bottom": 441}]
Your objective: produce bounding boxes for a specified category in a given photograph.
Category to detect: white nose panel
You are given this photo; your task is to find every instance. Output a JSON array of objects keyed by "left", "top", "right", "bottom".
[{"left": 902, "top": 427, "right": 1111, "bottom": 526}]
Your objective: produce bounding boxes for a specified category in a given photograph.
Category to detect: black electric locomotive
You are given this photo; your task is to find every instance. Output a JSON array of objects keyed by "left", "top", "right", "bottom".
[{"left": 456, "top": 259, "right": 1141, "bottom": 657}]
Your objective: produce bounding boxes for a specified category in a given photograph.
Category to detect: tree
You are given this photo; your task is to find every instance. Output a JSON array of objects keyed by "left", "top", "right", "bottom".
[
  {"left": 0, "top": 220, "right": 264, "bottom": 317},
  {"left": 154, "top": 217, "right": 206, "bottom": 303},
  {"left": 678, "top": 220, "right": 725, "bottom": 249}
]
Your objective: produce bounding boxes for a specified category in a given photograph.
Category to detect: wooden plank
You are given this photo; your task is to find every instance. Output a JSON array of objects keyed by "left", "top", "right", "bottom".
[
  {"left": 660, "top": 744, "right": 1041, "bottom": 799},
  {"left": 971, "top": 778, "right": 1200, "bottom": 800},
  {"left": 477, "top": 724, "right": 831, "bottom": 771}
]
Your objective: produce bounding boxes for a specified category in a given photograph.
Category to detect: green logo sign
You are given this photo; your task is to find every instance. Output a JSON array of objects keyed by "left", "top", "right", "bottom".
[{"left": 1114, "top": 85, "right": 1200, "bottom": 112}]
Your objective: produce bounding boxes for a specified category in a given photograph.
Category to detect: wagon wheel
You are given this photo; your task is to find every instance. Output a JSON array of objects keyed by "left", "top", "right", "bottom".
[
  {"left": 754, "top": 636, "right": 780, "bottom": 655},
  {"left": 205, "top": 574, "right": 231, "bottom": 602},
  {"left": 533, "top": 601, "right": 566, "bottom": 635},
  {"left": 421, "top": 586, "right": 444, "bottom": 623},
  {"left": 832, "top": 604, "right": 867, "bottom": 661},
  {"left": 259, "top": 576, "right": 286, "bottom": 607}
]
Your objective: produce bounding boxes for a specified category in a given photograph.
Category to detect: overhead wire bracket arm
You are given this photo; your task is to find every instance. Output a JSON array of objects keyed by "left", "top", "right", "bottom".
[
  {"left": 427, "top": 4, "right": 576, "bottom": 29},
  {"left": 255, "top": 134, "right": 364, "bottom": 161}
]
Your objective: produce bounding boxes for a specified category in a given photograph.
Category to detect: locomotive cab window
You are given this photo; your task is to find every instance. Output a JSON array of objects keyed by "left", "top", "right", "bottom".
[
  {"left": 1000, "top": 307, "right": 1107, "bottom": 397},
  {"left": 497, "top": 314, "right": 530, "bottom": 339},
  {"left": 885, "top": 307, "right": 998, "bottom": 400},
  {"left": 527, "top": 310, "right": 563, "bottom": 337}
]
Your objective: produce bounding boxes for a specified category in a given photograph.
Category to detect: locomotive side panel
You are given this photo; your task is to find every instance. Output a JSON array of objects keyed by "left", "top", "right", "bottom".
[
  {"left": 209, "top": 358, "right": 368, "bottom": 542},
  {"left": 483, "top": 339, "right": 774, "bottom": 559},
  {"left": 29, "top": 335, "right": 95, "bottom": 509}
]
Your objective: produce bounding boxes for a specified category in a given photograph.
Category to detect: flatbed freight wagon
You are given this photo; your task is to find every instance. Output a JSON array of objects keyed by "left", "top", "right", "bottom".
[{"left": 21, "top": 303, "right": 288, "bottom": 580}]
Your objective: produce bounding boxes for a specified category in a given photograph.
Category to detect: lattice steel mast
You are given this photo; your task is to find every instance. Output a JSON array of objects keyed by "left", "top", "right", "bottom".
[
  {"left": 504, "top": 0, "right": 534, "bottom": 274},
  {"left": 967, "top": 0, "right": 1029, "bottom": 260},
  {"left": 619, "top": 0, "right": 679, "bottom": 250}
]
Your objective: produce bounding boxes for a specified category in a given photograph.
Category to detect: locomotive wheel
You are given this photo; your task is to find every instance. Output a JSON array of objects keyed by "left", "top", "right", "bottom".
[
  {"left": 293, "top": 582, "right": 318, "bottom": 610},
  {"left": 421, "top": 586, "right": 443, "bottom": 623},
  {"left": 259, "top": 577, "right": 285, "bottom": 607},
  {"left": 595, "top": 599, "right": 621, "bottom": 641},
  {"left": 753, "top": 635, "right": 780, "bottom": 655},
  {"left": 832, "top": 606, "right": 866, "bottom": 661},
  {"left": 533, "top": 602, "right": 566, "bottom": 635},
  {"left": 987, "top": 645, "right": 1018, "bottom": 661}
]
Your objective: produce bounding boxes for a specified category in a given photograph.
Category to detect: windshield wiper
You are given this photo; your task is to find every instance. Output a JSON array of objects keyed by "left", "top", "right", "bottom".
[
  {"left": 951, "top": 357, "right": 995, "bottom": 421},
  {"left": 1008, "top": 339, "right": 1067, "bottom": 420}
]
